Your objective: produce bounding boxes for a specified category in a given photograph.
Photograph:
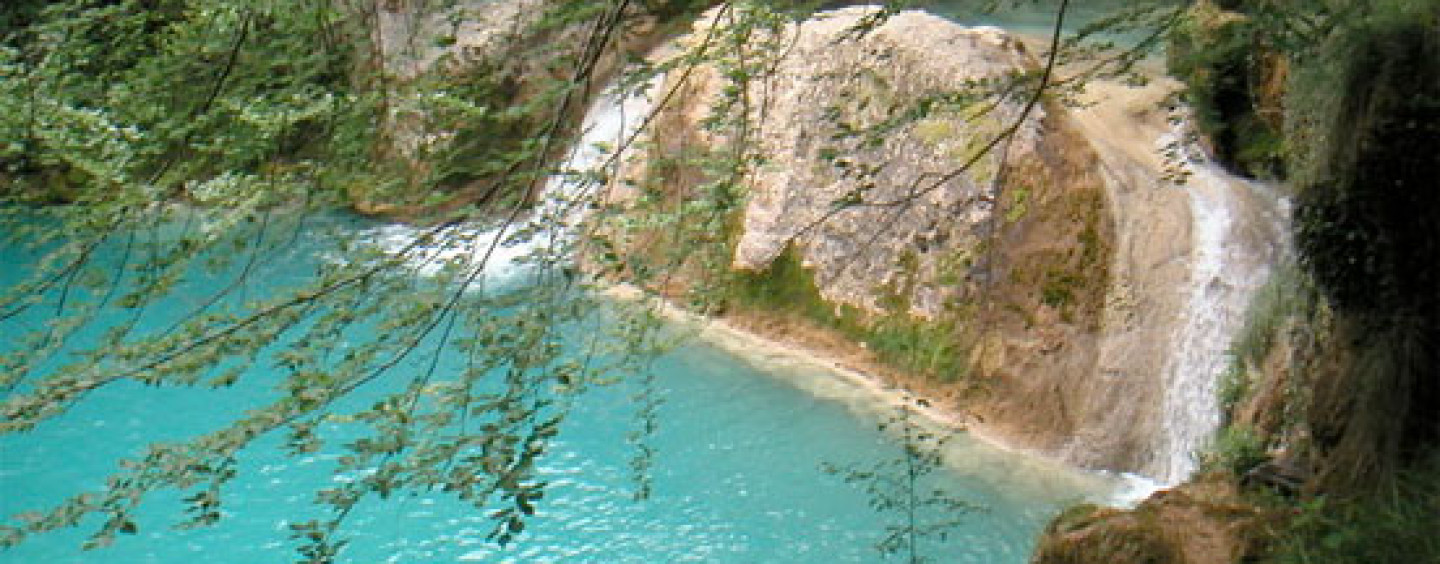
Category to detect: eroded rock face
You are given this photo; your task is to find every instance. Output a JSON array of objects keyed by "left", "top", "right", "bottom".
[
  {"left": 725, "top": 11, "right": 1045, "bottom": 318},
  {"left": 640, "top": 7, "right": 1101, "bottom": 318},
  {"left": 376, "top": 0, "right": 550, "bottom": 81},
  {"left": 1064, "top": 79, "right": 1194, "bottom": 473}
]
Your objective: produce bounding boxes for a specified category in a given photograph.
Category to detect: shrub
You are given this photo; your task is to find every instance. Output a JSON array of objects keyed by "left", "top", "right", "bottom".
[
  {"left": 1263, "top": 451, "right": 1440, "bottom": 564},
  {"left": 1203, "top": 425, "right": 1268, "bottom": 476}
]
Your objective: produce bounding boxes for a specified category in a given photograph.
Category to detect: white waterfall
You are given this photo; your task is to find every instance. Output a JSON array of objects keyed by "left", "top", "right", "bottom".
[
  {"left": 363, "top": 75, "right": 660, "bottom": 288},
  {"left": 1152, "top": 132, "right": 1290, "bottom": 484}
]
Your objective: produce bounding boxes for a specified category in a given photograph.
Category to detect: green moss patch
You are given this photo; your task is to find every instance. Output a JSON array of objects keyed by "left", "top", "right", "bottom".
[{"left": 727, "top": 247, "right": 971, "bottom": 383}]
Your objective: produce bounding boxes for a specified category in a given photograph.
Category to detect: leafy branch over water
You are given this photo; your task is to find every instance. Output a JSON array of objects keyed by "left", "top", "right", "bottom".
[
  {"left": 824, "top": 399, "right": 984, "bottom": 563},
  {"left": 0, "top": 0, "right": 1168, "bottom": 561}
]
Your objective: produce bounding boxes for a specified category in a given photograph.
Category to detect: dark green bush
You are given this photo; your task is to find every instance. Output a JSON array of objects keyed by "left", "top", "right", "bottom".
[
  {"left": 1289, "top": 4, "right": 1440, "bottom": 454},
  {"left": 1263, "top": 451, "right": 1440, "bottom": 564},
  {"left": 1204, "top": 426, "right": 1269, "bottom": 476}
]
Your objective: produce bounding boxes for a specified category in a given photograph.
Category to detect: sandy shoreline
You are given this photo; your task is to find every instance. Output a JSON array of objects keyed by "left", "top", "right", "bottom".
[
  {"left": 603, "top": 285, "right": 1161, "bottom": 506},
  {"left": 606, "top": 284, "right": 970, "bottom": 428}
]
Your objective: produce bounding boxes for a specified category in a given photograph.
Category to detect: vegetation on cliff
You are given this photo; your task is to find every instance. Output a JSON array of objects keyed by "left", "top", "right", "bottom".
[{"left": 1179, "top": 0, "right": 1439, "bottom": 504}]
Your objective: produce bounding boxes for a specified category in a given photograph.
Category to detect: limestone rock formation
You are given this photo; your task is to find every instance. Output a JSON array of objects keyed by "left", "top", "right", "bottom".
[
  {"left": 724, "top": 14, "right": 1044, "bottom": 319},
  {"left": 606, "top": 5, "right": 1289, "bottom": 480},
  {"left": 614, "top": 6, "right": 1134, "bottom": 468}
]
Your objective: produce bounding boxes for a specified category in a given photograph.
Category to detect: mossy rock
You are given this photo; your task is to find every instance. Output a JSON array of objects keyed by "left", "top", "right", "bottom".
[
  {"left": 1034, "top": 479, "right": 1282, "bottom": 564},
  {"left": 1033, "top": 504, "right": 1186, "bottom": 564},
  {"left": 1166, "top": 0, "right": 1285, "bottom": 178}
]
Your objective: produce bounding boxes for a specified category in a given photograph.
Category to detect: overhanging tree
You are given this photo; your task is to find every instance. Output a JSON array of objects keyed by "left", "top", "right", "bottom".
[{"left": 0, "top": 0, "right": 1219, "bottom": 561}]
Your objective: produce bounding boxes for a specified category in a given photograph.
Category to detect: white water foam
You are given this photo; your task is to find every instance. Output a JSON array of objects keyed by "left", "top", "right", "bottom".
[
  {"left": 1109, "top": 472, "right": 1165, "bottom": 508},
  {"left": 1152, "top": 126, "right": 1289, "bottom": 484}
]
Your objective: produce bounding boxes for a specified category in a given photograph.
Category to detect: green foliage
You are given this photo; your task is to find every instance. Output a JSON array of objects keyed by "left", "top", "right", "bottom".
[
  {"left": 0, "top": 0, "right": 368, "bottom": 207},
  {"left": 0, "top": 1, "right": 48, "bottom": 45},
  {"left": 1202, "top": 425, "right": 1268, "bottom": 476},
  {"left": 1290, "top": 1, "right": 1440, "bottom": 319},
  {"left": 867, "top": 317, "right": 971, "bottom": 384},
  {"left": 408, "top": 63, "right": 545, "bottom": 194},
  {"left": 1261, "top": 451, "right": 1440, "bottom": 564},
  {"left": 1217, "top": 356, "right": 1251, "bottom": 417},
  {"left": 1285, "top": 0, "right": 1440, "bottom": 465},
  {"left": 1004, "top": 185, "right": 1030, "bottom": 224},
  {"left": 1040, "top": 268, "right": 1082, "bottom": 311},
  {"left": 1166, "top": 0, "right": 1285, "bottom": 177},
  {"left": 1218, "top": 262, "right": 1319, "bottom": 418},
  {"left": 1230, "top": 263, "right": 1314, "bottom": 368},
  {"left": 728, "top": 246, "right": 836, "bottom": 323},
  {"left": 824, "top": 404, "right": 982, "bottom": 563},
  {"left": 727, "top": 248, "right": 969, "bottom": 383}
]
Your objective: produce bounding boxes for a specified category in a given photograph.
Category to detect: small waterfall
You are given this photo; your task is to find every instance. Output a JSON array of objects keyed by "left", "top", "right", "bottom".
[
  {"left": 531, "top": 75, "right": 661, "bottom": 244},
  {"left": 363, "top": 75, "right": 660, "bottom": 288},
  {"left": 1152, "top": 132, "right": 1290, "bottom": 484}
]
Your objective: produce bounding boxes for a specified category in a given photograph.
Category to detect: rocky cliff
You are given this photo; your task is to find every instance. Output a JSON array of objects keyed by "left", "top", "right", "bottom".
[
  {"left": 599, "top": 5, "right": 1293, "bottom": 480},
  {"left": 602, "top": 6, "right": 1194, "bottom": 473}
]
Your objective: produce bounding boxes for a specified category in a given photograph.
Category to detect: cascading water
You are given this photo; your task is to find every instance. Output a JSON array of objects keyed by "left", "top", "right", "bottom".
[
  {"left": 364, "top": 75, "right": 660, "bottom": 286},
  {"left": 529, "top": 75, "right": 661, "bottom": 241},
  {"left": 1152, "top": 129, "right": 1290, "bottom": 484}
]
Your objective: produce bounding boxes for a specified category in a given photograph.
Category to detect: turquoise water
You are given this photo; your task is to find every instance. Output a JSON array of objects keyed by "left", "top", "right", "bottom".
[
  {"left": 920, "top": 0, "right": 1174, "bottom": 48},
  {"left": 0, "top": 211, "right": 1111, "bottom": 562}
]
